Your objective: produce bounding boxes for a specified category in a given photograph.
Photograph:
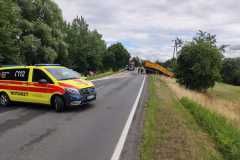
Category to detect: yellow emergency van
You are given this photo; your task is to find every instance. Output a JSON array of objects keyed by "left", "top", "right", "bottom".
[{"left": 0, "top": 64, "right": 96, "bottom": 112}]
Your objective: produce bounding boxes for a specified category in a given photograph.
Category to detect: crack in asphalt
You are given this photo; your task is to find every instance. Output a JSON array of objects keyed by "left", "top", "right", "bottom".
[
  {"left": 20, "top": 128, "right": 57, "bottom": 151},
  {"left": 0, "top": 110, "right": 48, "bottom": 137}
]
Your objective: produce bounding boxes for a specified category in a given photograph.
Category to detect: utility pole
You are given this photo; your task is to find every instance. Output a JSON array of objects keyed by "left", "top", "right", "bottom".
[
  {"left": 172, "top": 37, "right": 183, "bottom": 67},
  {"left": 172, "top": 39, "right": 177, "bottom": 59},
  {"left": 172, "top": 37, "right": 183, "bottom": 58}
]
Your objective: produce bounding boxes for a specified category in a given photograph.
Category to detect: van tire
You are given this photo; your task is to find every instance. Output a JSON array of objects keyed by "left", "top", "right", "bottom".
[
  {"left": 0, "top": 92, "right": 10, "bottom": 107},
  {"left": 52, "top": 95, "right": 65, "bottom": 112}
]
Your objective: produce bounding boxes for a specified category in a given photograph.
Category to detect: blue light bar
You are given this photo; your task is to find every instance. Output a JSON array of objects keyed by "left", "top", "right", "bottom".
[{"left": 34, "top": 64, "right": 61, "bottom": 66}]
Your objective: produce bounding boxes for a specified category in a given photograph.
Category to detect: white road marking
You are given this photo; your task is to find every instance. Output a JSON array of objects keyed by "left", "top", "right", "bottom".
[{"left": 110, "top": 76, "right": 146, "bottom": 160}]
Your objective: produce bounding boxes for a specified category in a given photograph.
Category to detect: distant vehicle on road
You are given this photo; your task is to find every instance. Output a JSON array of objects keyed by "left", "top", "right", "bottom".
[
  {"left": 126, "top": 61, "right": 135, "bottom": 71},
  {"left": 0, "top": 64, "right": 96, "bottom": 112}
]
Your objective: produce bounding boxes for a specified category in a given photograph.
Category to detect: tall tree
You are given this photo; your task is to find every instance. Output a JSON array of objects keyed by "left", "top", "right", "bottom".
[
  {"left": 176, "top": 31, "right": 223, "bottom": 91},
  {"left": 85, "top": 30, "right": 106, "bottom": 71},
  {"left": 66, "top": 17, "right": 88, "bottom": 72},
  {"left": 0, "top": 0, "right": 130, "bottom": 73},
  {"left": 0, "top": 0, "right": 21, "bottom": 64},
  {"left": 103, "top": 51, "right": 116, "bottom": 70},
  {"left": 107, "top": 43, "right": 130, "bottom": 71},
  {"left": 16, "top": 0, "right": 68, "bottom": 64},
  {"left": 66, "top": 16, "right": 106, "bottom": 73}
]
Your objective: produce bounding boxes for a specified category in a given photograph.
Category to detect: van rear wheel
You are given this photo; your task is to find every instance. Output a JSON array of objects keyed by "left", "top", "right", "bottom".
[
  {"left": 52, "top": 96, "right": 65, "bottom": 112},
  {"left": 0, "top": 93, "right": 10, "bottom": 107}
]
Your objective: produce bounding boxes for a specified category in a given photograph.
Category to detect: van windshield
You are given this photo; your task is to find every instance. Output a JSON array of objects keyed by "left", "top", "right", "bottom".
[{"left": 47, "top": 68, "right": 81, "bottom": 80}]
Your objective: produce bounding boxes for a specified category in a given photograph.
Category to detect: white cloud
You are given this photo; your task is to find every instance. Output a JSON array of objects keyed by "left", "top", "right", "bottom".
[{"left": 54, "top": 0, "right": 240, "bottom": 61}]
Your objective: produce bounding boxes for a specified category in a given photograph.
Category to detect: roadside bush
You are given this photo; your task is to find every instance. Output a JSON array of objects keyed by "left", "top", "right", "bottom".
[
  {"left": 176, "top": 31, "right": 222, "bottom": 91},
  {"left": 180, "top": 97, "right": 240, "bottom": 160}
]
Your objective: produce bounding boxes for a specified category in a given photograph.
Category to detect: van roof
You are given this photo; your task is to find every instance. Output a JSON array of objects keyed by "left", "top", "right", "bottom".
[{"left": 0, "top": 65, "right": 65, "bottom": 70}]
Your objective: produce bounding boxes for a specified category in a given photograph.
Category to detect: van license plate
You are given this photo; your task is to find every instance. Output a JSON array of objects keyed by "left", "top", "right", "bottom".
[{"left": 87, "top": 95, "right": 95, "bottom": 100}]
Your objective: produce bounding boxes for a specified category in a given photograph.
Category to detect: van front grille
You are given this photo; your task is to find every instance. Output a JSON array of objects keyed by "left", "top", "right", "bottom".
[{"left": 79, "top": 87, "right": 95, "bottom": 95}]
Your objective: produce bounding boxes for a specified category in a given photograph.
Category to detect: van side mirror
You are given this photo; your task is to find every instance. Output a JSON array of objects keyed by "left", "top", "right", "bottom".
[{"left": 38, "top": 79, "right": 48, "bottom": 84}]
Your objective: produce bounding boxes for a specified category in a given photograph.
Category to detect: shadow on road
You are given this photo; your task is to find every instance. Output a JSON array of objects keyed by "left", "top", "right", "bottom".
[{"left": 0, "top": 102, "right": 95, "bottom": 114}]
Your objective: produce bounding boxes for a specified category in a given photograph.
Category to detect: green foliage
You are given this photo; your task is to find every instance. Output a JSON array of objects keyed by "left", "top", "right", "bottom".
[
  {"left": 102, "top": 51, "right": 116, "bottom": 70},
  {"left": 141, "top": 77, "right": 223, "bottom": 160},
  {"left": 65, "top": 16, "right": 106, "bottom": 73},
  {"left": 106, "top": 43, "right": 130, "bottom": 71},
  {"left": 141, "top": 76, "right": 158, "bottom": 160},
  {"left": 0, "top": 0, "right": 21, "bottom": 64},
  {"left": 19, "top": 34, "right": 41, "bottom": 64},
  {"left": 221, "top": 58, "right": 240, "bottom": 86},
  {"left": 176, "top": 31, "right": 222, "bottom": 91},
  {"left": 0, "top": 0, "right": 131, "bottom": 73},
  {"left": 180, "top": 97, "right": 240, "bottom": 160},
  {"left": 65, "top": 17, "right": 130, "bottom": 74},
  {"left": 16, "top": 0, "right": 67, "bottom": 64}
]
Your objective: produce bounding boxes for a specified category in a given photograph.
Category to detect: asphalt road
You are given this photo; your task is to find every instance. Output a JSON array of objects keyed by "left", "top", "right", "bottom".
[{"left": 0, "top": 71, "right": 146, "bottom": 160}]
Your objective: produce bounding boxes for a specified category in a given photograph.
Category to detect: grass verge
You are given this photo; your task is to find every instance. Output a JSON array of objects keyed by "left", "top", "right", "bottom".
[
  {"left": 180, "top": 97, "right": 240, "bottom": 160},
  {"left": 140, "top": 76, "right": 223, "bottom": 160},
  {"left": 140, "top": 76, "right": 158, "bottom": 160},
  {"left": 161, "top": 76, "right": 240, "bottom": 126}
]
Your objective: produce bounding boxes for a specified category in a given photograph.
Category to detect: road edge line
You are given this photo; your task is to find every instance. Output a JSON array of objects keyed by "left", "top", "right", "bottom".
[{"left": 110, "top": 76, "right": 146, "bottom": 160}]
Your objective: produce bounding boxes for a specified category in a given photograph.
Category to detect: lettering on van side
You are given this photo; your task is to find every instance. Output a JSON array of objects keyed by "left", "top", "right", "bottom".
[
  {"left": 14, "top": 70, "right": 26, "bottom": 78},
  {"left": 10, "top": 91, "right": 28, "bottom": 96},
  {"left": 0, "top": 72, "right": 10, "bottom": 79}
]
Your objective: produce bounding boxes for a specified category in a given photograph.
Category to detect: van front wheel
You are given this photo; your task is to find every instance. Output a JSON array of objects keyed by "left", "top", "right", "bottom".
[
  {"left": 52, "top": 96, "right": 65, "bottom": 112},
  {"left": 0, "top": 93, "right": 10, "bottom": 107}
]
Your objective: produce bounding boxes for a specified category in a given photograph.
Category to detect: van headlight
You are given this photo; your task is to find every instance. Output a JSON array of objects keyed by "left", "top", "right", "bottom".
[{"left": 65, "top": 88, "right": 80, "bottom": 95}]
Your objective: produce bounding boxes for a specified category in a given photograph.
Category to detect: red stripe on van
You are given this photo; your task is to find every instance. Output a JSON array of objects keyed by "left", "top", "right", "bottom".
[
  {"left": 0, "top": 80, "right": 27, "bottom": 85},
  {"left": 0, "top": 83, "right": 65, "bottom": 94},
  {"left": 28, "top": 85, "right": 65, "bottom": 94}
]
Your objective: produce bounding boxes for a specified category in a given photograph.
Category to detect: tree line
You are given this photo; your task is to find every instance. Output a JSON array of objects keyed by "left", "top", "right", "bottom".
[
  {"left": 0, "top": 0, "right": 130, "bottom": 74},
  {"left": 162, "top": 31, "right": 240, "bottom": 90},
  {"left": 221, "top": 58, "right": 240, "bottom": 86}
]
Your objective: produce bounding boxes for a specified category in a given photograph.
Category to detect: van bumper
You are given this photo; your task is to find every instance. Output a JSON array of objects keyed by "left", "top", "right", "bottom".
[{"left": 64, "top": 91, "right": 96, "bottom": 107}]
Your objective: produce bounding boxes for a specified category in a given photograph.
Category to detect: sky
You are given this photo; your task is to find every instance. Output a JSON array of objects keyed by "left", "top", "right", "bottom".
[{"left": 54, "top": 0, "right": 240, "bottom": 61}]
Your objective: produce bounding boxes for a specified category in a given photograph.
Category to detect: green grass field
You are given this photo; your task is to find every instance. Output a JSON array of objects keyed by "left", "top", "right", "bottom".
[{"left": 208, "top": 82, "right": 240, "bottom": 102}]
